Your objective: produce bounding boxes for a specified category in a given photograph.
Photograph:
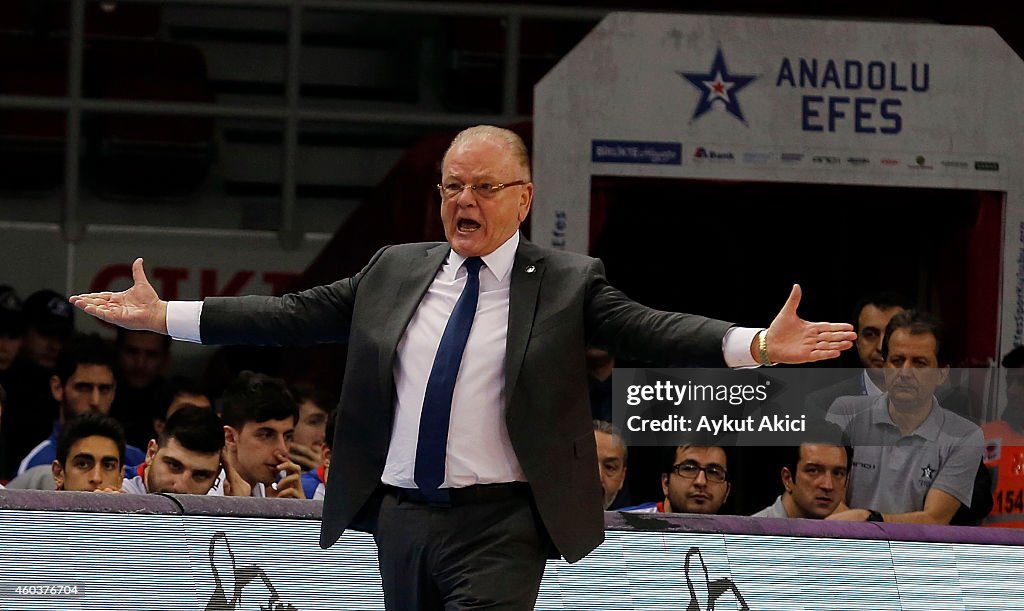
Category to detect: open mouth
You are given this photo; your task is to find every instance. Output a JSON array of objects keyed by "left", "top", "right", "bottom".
[{"left": 457, "top": 219, "right": 481, "bottom": 232}]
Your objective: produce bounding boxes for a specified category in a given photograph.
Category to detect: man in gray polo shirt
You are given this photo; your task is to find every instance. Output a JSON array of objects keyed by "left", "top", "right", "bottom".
[{"left": 826, "top": 310, "right": 983, "bottom": 525}]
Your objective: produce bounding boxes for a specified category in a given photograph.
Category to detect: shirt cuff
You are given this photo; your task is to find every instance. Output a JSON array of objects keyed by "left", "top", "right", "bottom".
[
  {"left": 166, "top": 301, "right": 203, "bottom": 343},
  {"left": 723, "top": 326, "right": 762, "bottom": 368}
]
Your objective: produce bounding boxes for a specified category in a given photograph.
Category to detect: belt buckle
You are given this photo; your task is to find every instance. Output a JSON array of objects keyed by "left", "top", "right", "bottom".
[
  {"left": 396, "top": 486, "right": 451, "bottom": 507},
  {"left": 419, "top": 487, "right": 452, "bottom": 507}
]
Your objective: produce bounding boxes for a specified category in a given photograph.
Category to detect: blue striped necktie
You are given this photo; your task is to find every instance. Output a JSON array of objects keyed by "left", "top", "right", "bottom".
[{"left": 414, "top": 256, "right": 483, "bottom": 499}]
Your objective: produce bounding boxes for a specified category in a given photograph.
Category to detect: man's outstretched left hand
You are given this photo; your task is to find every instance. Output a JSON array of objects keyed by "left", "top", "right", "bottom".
[{"left": 760, "top": 284, "right": 856, "bottom": 364}]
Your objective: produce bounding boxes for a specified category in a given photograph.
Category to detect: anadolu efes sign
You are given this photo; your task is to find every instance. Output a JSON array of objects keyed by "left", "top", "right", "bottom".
[{"left": 533, "top": 12, "right": 1022, "bottom": 359}]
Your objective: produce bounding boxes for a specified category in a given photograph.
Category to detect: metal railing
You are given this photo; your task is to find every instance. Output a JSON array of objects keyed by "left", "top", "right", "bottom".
[{"left": 0, "top": 0, "right": 610, "bottom": 249}]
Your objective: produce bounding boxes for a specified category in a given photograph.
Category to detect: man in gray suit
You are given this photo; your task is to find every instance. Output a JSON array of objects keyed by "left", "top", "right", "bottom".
[{"left": 71, "top": 125, "right": 855, "bottom": 610}]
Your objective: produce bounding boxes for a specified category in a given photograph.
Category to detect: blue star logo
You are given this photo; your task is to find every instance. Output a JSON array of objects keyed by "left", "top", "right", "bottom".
[{"left": 679, "top": 48, "right": 757, "bottom": 124}]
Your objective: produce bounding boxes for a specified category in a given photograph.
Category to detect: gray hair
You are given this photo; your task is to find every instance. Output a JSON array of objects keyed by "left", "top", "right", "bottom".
[
  {"left": 593, "top": 419, "right": 627, "bottom": 462},
  {"left": 444, "top": 125, "right": 531, "bottom": 179}
]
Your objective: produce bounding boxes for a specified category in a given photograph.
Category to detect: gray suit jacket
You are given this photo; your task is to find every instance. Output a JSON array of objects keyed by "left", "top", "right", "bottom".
[{"left": 201, "top": 239, "right": 732, "bottom": 563}]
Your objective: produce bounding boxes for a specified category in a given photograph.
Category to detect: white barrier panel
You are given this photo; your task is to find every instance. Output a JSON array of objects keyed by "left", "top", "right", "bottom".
[{"left": 3, "top": 503, "right": 1024, "bottom": 610}]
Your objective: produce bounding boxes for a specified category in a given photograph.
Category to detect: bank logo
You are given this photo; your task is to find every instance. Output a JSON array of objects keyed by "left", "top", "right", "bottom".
[
  {"left": 694, "top": 147, "right": 735, "bottom": 161},
  {"left": 680, "top": 48, "right": 757, "bottom": 125}
]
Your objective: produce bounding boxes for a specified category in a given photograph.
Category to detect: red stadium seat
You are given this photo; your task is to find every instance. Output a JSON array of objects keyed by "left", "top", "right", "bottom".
[
  {"left": 84, "top": 39, "right": 215, "bottom": 199},
  {"left": 85, "top": 2, "right": 160, "bottom": 39},
  {"left": 0, "top": 36, "right": 68, "bottom": 194}
]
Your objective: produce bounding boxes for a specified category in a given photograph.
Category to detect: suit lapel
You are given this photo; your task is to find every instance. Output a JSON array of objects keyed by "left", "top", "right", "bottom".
[
  {"left": 377, "top": 243, "right": 450, "bottom": 408},
  {"left": 504, "top": 239, "right": 545, "bottom": 409}
]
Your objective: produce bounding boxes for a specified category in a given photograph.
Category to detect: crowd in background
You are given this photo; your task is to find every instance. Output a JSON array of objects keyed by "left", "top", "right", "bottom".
[{"left": 2, "top": 284, "right": 1023, "bottom": 529}]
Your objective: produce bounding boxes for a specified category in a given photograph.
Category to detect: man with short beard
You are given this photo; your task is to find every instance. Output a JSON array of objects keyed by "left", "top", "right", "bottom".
[
  {"left": 16, "top": 335, "right": 145, "bottom": 478},
  {"left": 753, "top": 441, "right": 851, "bottom": 519},
  {"left": 122, "top": 405, "right": 223, "bottom": 495},
  {"left": 805, "top": 292, "right": 910, "bottom": 415},
  {"left": 621, "top": 445, "right": 730, "bottom": 515}
]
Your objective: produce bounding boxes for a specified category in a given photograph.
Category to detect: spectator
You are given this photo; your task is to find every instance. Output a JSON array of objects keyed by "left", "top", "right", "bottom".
[
  {"left": 302, "top": 408, "right": 337, "bottom": 500},
  {"left": 980, "top": 346, "right": 1024, "bottom": 527},
  {"left": 752, "top": 435, "right": 851, "bottom": 519},
  {"left": 620, "top": 445, "right": 730, "bottom": 515},
  {"left": 593, "top": 420, "right": 627, "bottom": 510},
  {"left": 827, "top": 310, "right": 984, "bottom": 524},
  {"left": 122, "top": 405, "right": 224, "bottom": 495},
  {"left": 20, "top": 289, "right": 75, "bottom": 370},
  {"left": 151, "top": 376, "right": 212, "bottom": 437},
  {"left": 1, "top": 289, "right": 74, "bottom": 476},
  {"left": 109, "top": 329, "right": 172, "bottom": 448},
  {"left": 211, "top": 371, "right": 303, "bottom": 498},
  {"left": 806, "top": 292, "right": 911, "bottom": 413},
  {"left": 0, "top": 288, "right": 24, "bottom": 479},
  {"left": 0, "top": 381, "right": 5, "bottom": 489},
  {"left": 289, "top": 386, "right": 334, "bottom": 471},
  {"left": 0, "top": 286, "right": 24, "bottom": 375},
  {"left": 52, "top": 413, "right": 125, "bottom": 492},
  {"left": 16, "top": 335, "right": 145, "bottom": 477}
]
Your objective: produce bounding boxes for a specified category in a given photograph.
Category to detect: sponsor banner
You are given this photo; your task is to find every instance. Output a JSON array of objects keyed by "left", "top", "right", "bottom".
[
  {"left": 811, "top": 154, "right": 841, "bottom": 165},
  {"left": 591, "top": 139, "right": 682, "bottom": 165},
  {"left": 908, "top": 155, "right": 934, "bottom": 170},
  {"left": 742, "top": 151, "right": 774, "bottom": 164},
  {"left": 534, "top": 13, "right": 1023, "bottom": 252}
]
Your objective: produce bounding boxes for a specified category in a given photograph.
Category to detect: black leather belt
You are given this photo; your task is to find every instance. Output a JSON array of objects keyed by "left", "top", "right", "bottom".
[{"left": 387, "top": 482, "right": 530, "bottom": 507}]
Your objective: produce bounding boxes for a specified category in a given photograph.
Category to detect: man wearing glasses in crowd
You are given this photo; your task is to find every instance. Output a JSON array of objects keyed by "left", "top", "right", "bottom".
[{"left": 621, "top": 445, "right": 730, "bottom": 514}]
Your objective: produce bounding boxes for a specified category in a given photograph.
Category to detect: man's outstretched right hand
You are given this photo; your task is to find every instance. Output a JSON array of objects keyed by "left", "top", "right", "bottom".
[{"left": 69, "top": 257, "right": 169, "bottom": 334}]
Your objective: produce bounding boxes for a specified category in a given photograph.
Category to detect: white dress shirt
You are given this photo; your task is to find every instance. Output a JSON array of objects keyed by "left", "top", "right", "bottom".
[
  {"left": 383, "top": 231, "right": 524, "bottom": 487},
  {"left": 166, "top": 233, "right": 760, "bottom": 489},
  {"left": 862, "top": 369, "right": 885, "bottom": 396}
]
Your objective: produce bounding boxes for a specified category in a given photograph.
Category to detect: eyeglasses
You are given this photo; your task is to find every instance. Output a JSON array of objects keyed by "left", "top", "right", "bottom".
[
  {"left": 671, "top": 461, "right": 728, "bottom": 483},
  {"left": 437, "top": 180, "right": 529, "bottom": 200}
]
